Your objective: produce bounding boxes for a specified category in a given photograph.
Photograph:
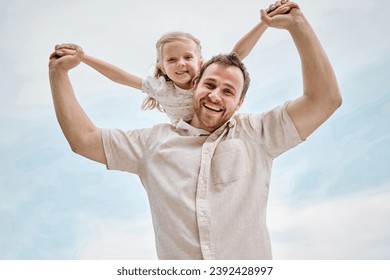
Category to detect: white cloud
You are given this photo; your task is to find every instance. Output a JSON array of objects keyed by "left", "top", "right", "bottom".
[
  {"left": 1, "top": 0, "right": 389, "bottom": 260},
  {"left": 76, "top": 218, "right": 157, "bottom": 259},
  {"left": 269, "top": 188, "right": 390, "bottom": 259}
]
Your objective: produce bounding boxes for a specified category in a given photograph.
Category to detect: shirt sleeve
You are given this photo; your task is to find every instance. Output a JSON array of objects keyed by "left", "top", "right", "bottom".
[
  {"left": 141, "top": 76, "right": 168, "bottom": 99},
  {"left": 101, "top": 128, "right": 149, "bottom": 174},
  {"left": 250, "top": 101, "right": 304, "bottom": 158}
]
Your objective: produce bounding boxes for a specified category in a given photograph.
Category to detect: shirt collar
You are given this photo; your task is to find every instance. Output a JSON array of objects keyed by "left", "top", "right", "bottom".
[{"left": 175, "top": 117, "right": 236, "bottom": 137}]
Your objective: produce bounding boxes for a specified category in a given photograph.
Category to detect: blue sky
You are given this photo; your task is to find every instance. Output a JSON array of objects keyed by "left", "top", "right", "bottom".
[{"left": 0, "top": 0, "right": 389, "bottom": 259}]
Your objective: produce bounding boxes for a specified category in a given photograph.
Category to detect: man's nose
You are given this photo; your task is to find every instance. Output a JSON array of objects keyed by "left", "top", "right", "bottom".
[{"left": 208, "top": 89, "right": 221, "bottom": 103}]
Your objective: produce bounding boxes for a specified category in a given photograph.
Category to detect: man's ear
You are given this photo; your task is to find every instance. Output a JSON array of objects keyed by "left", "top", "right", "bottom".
[
  {"left": 236, "top": 97, "right": 244, "bottom": 111},
  {"left": 193, "top": 79, "right": 199, "bottom": 91}
]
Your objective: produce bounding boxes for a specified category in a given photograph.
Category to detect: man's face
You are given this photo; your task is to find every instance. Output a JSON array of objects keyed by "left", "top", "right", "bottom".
[{"left": 190, "top": 63, "right": 244, "bottom": 132}]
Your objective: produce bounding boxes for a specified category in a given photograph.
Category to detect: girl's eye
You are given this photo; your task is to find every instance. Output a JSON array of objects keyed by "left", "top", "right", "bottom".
[{"left": 167, "top": 58, "right": 176, "bottom": 62}]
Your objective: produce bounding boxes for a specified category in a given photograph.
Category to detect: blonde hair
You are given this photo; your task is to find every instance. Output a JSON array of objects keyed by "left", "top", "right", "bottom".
[{"left": 141, "top": 32, "right": 202, "bottom": 111}]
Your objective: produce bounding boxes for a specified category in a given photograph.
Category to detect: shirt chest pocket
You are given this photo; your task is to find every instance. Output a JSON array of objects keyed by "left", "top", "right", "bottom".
[{"left": 210, "top": 139, "right": 253, "bottom": 185}]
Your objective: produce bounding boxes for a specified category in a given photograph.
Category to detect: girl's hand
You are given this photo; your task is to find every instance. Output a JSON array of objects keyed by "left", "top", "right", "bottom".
[
  {"left": 265, "top": 0, "right": 300, "bottom": 17},
  {"left": 49, "top": 43, "right": 84, "bottom": 72},
  {"left": 261, "top": 4, "right": 304, "bottom": 31},
  {"left": 50, "top": 43, "right": 80, "bottom": 58}
]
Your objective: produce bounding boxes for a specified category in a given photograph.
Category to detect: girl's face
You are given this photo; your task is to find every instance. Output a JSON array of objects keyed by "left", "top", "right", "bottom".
[{"left": 158, "top": 39, "right": 202, "bottom": 90}]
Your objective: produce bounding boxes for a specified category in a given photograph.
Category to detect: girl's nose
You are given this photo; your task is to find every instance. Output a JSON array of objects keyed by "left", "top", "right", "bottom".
[{"left": 177, "top": 57, "right": 185, "bottom": 66}]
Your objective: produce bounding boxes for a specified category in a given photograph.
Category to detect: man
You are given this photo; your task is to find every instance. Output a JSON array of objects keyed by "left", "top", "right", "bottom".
[{"left": 49, "top": 5, "right": 341, "bottom": 259}]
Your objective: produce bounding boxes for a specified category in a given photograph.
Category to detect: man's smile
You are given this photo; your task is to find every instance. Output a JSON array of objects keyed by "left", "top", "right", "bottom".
[{"left": 203, "top": 102, "right": 223, "bottom": 112}]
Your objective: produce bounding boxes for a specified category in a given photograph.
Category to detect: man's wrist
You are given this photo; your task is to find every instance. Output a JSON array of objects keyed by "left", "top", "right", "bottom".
[
  {"left": 49, "top": 66, "right": 69, "bottom": 79},
  {"left": 287, "top": 12, "right": 309, "bottom": 35}
]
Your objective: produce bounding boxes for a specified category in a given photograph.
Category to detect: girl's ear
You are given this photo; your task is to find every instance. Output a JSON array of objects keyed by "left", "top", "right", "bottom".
[
  {"left": 198, "top": 59, "right": 204, "bottom": 68},
  {"left": 157, "top": 62, "right": 166, "bottom": 74}
]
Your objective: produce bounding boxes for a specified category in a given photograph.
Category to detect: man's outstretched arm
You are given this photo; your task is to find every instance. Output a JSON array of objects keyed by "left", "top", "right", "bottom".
[
  {"left": 49, "top": 45, "right": 107, "bottom": 164},
  {"left": 261, "top": 7, "right": 342, "bottom": 140}
]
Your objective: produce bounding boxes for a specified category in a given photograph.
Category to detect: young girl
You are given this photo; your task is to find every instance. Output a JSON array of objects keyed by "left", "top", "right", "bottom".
[{"left": 55, "top": 1, "right": 296, "bottom": 124}]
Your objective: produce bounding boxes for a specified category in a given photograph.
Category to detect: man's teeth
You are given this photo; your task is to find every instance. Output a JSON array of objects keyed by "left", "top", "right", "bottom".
[{"left": 204, "top": 103, "right": 222, "bottom": 112}]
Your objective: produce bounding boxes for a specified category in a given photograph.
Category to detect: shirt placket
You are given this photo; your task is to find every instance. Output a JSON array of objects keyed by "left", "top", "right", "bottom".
[{"left": 196, "top": 127, "right": 229, "bottom": 259}]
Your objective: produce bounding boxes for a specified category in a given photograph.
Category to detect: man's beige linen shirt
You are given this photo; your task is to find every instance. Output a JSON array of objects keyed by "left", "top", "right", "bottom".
[{"left": 102, "top": 102, "right": 303, "bottom": 259}]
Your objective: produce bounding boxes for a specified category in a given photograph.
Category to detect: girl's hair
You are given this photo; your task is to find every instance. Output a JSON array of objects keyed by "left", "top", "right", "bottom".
[{"left": 141, "top": 32, "right": 202, "bottom": 111}]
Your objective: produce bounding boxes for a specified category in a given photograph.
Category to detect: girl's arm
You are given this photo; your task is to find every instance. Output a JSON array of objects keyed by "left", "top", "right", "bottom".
[
  {"left": 231, "top": 21, "right": 268, "bottom": 60},
  {"left": 82, "top": 54, "right": 143, "bottom": 90},
  {"left": 232, "top": 1, "right": 299, "bottom": 60}
]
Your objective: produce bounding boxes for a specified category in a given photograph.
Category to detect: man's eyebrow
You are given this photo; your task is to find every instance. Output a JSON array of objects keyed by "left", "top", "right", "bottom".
[
  {"left": 222, "top": 81, "right": 238, "bottom": 92},
  {"left": 203, "top": 78, "right": 216, "bottom": 83},
  {"left": 224, "top": 83, "right": 237, "bottom": 91}
]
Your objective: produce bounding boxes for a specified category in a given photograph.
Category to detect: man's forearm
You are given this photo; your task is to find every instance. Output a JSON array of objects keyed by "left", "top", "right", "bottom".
[
  {"left": 49, "top": 69, "right": 105, "bottom": 163},
  {"left": 289, "top": 15, "right": 341, "bottom": 105},
  {"left": 281, "top": 11, "right": 342, "bottom": 140}
]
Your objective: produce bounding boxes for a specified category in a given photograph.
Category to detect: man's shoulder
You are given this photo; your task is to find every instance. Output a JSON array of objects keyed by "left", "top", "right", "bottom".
[
  {"left": 234, "top": 103, "right": 288, "bottom": 121},
  {"left": 233, "top": 112, "right": 256, "bottom": 124},
  {"left": 103, "top": 122, "right": 173, "bottom": 138},
  {"left": 233, "top": 104, "right": 287, "bottom": 129}
]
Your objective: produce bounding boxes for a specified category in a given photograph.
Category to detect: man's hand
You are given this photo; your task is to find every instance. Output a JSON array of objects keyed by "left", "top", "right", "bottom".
[
  {"left": 266, "top": 0, "right": 291, "bottom": 14},
  {"left": 261, "top": 2, "right": 303, "bottom": 30},
  {"left": 49, "top": 43, "right": 84, "bottom": 73}
]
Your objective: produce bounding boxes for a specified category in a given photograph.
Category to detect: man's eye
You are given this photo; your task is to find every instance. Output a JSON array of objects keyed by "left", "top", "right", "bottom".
[{"left": 224, "top": 89, "right": 234, "bottom": 96}]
